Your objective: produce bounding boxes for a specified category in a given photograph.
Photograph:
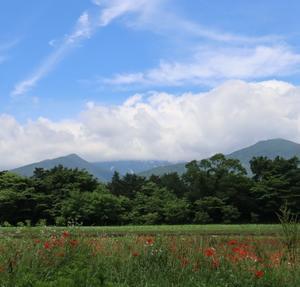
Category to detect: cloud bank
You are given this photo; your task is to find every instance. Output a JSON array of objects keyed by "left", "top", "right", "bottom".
[{"left": 2, "top": 80, "right": 300, "bottom": 169}]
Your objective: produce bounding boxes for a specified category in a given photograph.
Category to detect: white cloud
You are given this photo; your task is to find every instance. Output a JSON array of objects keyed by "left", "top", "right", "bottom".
[
  {"left": 2, "top": 80, "right": 300, "bottom": 169},
  {"left": 104, "top": 45, "right": 300, "bottom": 87},
  {"left": 0, "top": 39, "right": 19, "bottom": 65},
  {"left": 11, "top": 11, "right": 93, "bottom": 96},
  {"left": 94, "top": 0, "right": 163, "bottom": 26}
]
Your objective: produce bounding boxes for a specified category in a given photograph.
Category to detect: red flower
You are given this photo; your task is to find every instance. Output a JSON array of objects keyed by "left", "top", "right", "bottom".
[
  {"left": 132, "top": 252, "right": 140, "bottom": 257},
  {"left": 212, "top": 258, "right": 220, "bottom": 269},
  {"left": 227, "top": 239, "right": 238, "bottom": 246},
  {"left": 204, "top": 247, "right": 215, "bottom": 257},
  {"left": 69, "top": 239, "right": 78, "bottom": 247},
  {"left": 146, "top": 238, "right": 154, "bottom": 246},
  {"left": 255, "top": 270, "right": 264, "bottom": 278},
  {"left": 44, "top": 241, "right": 51, "bottom": 249},
  {"left": 62, "top": 231, "right": 70, "bottom": 238}
]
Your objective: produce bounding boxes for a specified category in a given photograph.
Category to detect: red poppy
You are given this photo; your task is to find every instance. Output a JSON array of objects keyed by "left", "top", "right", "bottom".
[{"left": 255, "top": 270, "right": 264, "bottom": 278}]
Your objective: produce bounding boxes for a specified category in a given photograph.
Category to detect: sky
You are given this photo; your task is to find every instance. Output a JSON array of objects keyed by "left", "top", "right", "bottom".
[{"left": 1, "top": 0, "right": 300, "bottom": 169}]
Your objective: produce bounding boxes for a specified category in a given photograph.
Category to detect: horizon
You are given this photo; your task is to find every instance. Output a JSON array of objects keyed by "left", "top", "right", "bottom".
[
  {"left": 8, "top": 137, "right": 300, "bottom": 171},
  {"left": 2, "top": 1, "right": 300, "bottom": 169}
]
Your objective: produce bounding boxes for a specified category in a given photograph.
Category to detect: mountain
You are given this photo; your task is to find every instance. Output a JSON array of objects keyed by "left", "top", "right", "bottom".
[
  {"left": 93, "top": 160, "right": 171, "bottom": 175},
  {"left": 11, "top": 154, "right": 113, "bottom": 182},
  {"left": 227, "top": 138, "right": 300, "bottom": 171},
  {"left": 138, "top": 138, "right": 300, "bottom": 177},
  {"left": 10, "top": 139, "right": 300, "bottom": 180},
  {"left": 138, "top": 162, "right": 187, "bottom": 177},
  {"left": 10, "top": 155, "right": 171, "bottom": 182}
]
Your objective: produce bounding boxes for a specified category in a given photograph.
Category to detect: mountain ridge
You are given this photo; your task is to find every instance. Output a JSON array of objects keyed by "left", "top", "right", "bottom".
[
  {"left": 9, "top": 138, "right": 300, "bottom": 180},
  {"left": 138, "top": 138, "right": 300, "bottom": 177}
]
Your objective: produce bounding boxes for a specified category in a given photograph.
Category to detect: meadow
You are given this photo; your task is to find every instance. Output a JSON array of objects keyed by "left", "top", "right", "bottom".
[{"left": 0, "top": 225, "right": 299, "bottom": 287}]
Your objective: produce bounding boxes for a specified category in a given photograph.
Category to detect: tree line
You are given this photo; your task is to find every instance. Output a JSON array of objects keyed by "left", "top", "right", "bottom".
[{"left": 0, "top": 154, "right": 299, "bottom": 226}]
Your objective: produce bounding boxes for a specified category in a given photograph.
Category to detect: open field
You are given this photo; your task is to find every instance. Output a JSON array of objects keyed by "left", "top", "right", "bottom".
[
  {"left": 0, "top": 225, "right": 299, "bottom": 286},
  {"left": 0, "top": 224, "right": 284, "bottom": 238}
]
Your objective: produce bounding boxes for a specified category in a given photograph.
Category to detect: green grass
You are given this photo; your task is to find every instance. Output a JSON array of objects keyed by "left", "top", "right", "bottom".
[
  {"left": 0, "top": 224, "right": 283, "bottom": 238},
  {"left": 0, "top": 228, "right": 299, "bottom": 287}
]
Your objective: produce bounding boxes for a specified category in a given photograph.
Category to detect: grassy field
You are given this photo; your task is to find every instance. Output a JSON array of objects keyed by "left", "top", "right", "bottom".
[
  {"left": 0, "top": 224, "right": 283, "bottom": 237},
  {"left": 0, "top": 225, "right": 299, "bottom": 287}
]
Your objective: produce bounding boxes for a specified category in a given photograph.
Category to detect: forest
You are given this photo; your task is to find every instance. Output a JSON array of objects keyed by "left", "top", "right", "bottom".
[{"left": 0, "top": 154, "right": 299, "bottom": 226}]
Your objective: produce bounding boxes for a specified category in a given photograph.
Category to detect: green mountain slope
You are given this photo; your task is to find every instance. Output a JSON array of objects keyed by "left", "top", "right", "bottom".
[
  {"left": 93, "top": 160, "right": 171, "bottom": 175},
  {"left": 10, "top": 155, "right": 171, "bottom": 182},
  {"left": 227, "top": 138, "right": 300, "bottom": 167},
  {"left": 11, "top": 154, "right": 113, "bottom": 182},
  {"left": 139, "top": 138, "right": 300, "bottom": 177}
]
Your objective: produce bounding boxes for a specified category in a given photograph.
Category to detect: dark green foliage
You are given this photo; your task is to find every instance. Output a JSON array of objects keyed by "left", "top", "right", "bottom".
[{"left": 0, "top": 153, "right": 300, "bottom": 225}]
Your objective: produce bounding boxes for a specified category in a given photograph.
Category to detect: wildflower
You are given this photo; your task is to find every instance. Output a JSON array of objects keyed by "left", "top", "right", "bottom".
[
  {"left": 34, "top": 239, "right": 41, "bottom": 244},
  {"left": 44, "top": 241, "right": 51, "bottom": 249},
  {"left": 204, "top": 247, "right": 215, "bottom": 257},
  {"left": 69, "top": 239, "right": 78, "bottom": 248},
  {"left": 227, "top": 239, "right": 238, "bottom": 246},
  {"left": 212, "top": 258, "right": 220, "bottom": 269},
  {"left": 145, "top": 238, "right": 154, "bottom": 246},
  {"left": 62, "top": 231, "right": 70, "bottom": 238},
  {"left": 132, "top": 252, "right": 140, "bottom": 257},
  {"left": 255, "top": 270, "right": 264, "bottom": 278}
]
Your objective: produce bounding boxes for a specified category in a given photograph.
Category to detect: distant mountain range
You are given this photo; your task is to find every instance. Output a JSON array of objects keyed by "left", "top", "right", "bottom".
[
  {"left": 138, "top": 138, "right": 300, "bottom": 177},
  {"left": 10, "top": 138, "right": 300, "bottom": 181},
  {"left": 10, "top": 155, "right": 171, "bottom": 182}
]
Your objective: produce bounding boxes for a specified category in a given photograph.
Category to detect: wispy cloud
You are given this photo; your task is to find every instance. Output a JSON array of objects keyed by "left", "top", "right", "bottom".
[
  {"left": 11, "top": 0, "right": 163, "bottom": 96},
  {"left": 0, "top": 39, "right": 19, "bottom": 51},
  {"left": 0, "top": 39, "right": 19, "bottom": 64},
  {"left": 10, "top": 0, "right": 290, "bottom": 95},
  {"left": 104, "top": 45, "right": 300, "bottom": 87},
  {"left": 11, "top": 12, "right": 93, "bottom": 96}
]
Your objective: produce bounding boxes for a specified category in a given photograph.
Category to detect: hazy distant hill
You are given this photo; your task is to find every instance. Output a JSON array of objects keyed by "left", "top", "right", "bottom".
[
  {"left": 11, "top": 155, "right": 171, "bottom": 182},
  {"left": 138, "top": 162, "right": 187, "bottom": 177},
  {"left": 138, "top": 138, "right": 300, "bottom": 177},
  {"left": 10, "top": 139, "right": 300, "bottom": 180},
  {"left": 93, "top": 160, "right": 171, "bottom": 175},
  {"left": 11, "top": 154, "right": 113, "bottom": 182}
]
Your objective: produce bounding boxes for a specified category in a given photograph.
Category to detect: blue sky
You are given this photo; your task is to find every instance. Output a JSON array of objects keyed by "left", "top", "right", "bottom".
[{"left": 1, "top": 0, "right": 300, "bottom": 168}]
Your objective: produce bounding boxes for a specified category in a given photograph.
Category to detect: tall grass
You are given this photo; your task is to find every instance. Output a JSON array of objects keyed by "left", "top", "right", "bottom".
[{"left": 0, "top": 229, "right": 299, "bottom": 286}]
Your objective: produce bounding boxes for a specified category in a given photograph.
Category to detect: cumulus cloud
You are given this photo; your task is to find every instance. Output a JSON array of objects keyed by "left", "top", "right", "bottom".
[
  {"left": 104, "top": 45, "right": 300, "bottom": 87},
  {"left": 2, "top": 80, "right": 300, "bottom": 169}
]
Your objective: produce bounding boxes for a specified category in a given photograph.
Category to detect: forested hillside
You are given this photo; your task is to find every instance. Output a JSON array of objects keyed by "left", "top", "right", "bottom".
[{"left": 1, "top": 154, "right": 299, "bottom": 226}]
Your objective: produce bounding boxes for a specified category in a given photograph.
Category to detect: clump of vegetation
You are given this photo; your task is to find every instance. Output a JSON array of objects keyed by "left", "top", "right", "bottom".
[
  {"left": 0, "top": 230, "right": 299, "bottom": 286},
  {"left": 277, "top": 203, "right": 299, "bottom": 265},
  {"left": 0, "top": 154, "right": 299, "bottom": 226}
]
